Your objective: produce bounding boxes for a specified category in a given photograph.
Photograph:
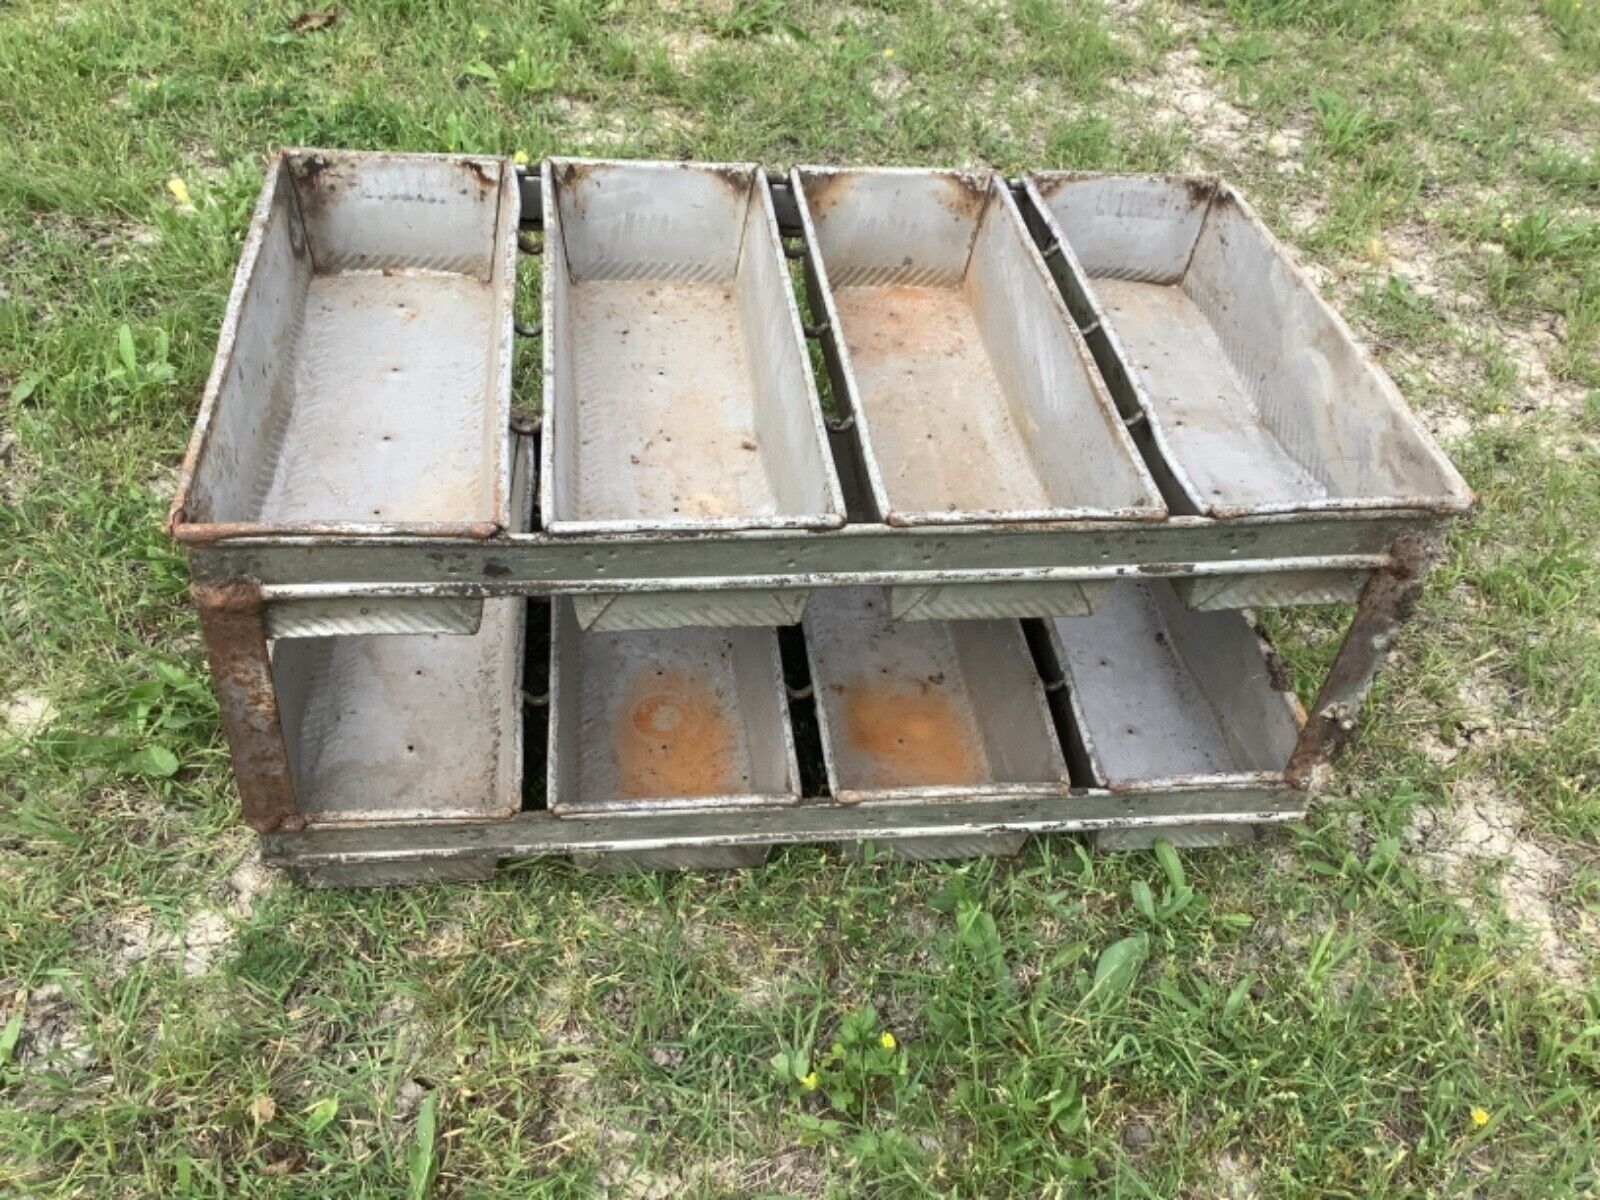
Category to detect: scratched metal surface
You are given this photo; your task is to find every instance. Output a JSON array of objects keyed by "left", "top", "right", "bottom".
[
  {"left": 263, "top": 434, "right": 532, "bottom": 824},
  {"left": 1024, "top": 173, "right": 1472, "bottom": 521},
  {"left": 1047, "top": 579, "right": 1301, "bottom": 787},
  {"left": 540, "top": 158, "right": 844, "bottom": 537},
  {"left": 802, "top": 588, "right": 1070, "bottom": 804},
  {"left": 269, "top": 595, "right": 525, "bottom": 824},
  {"left": 792, "top": 165, "right": 1164, "bottom": 529},
  {"left": 546, "top": 598, "right": 800, "bottom": 814},
  {"left": 170, "top": 149, "right": 518, "bottom": 541}
]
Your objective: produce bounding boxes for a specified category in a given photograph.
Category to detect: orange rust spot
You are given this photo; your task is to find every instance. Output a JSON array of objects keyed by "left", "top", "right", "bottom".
[
  {"left": 802, "top": 170, "right": 854, "bottom": 218},
  {"left": 614, "top": 666, "right": 741, "bottom": 798},
  {"left": 840, "top": 680, "right": 985, "bottom": 788},
  {"left": 936, "top": 171, "right": 989, "bottom": 221},
  {"left": 836, "top": 283, "right": 969, "bottom": 359}
]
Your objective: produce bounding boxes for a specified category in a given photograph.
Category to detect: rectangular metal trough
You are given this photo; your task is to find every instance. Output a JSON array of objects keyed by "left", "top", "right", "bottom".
[
  {"left": 792, "top": 166, "right": 1164, "bottom": 622},
  {"left": 541, "top": 158, "right": 845, "bottom": 631},
  {"left": 168, "top": 148, "right": 521, "bottom": 634},
  {"left": 262, "top": 431, "right": 533, "bottom": 824},
  {"left": 1024, "top": 173, "right": 1471, "bottom": 609},
  {"left": 803, "top": 587, "right": 1070, "bottom": 803},
  {"left": 1045, "top": 578, "right": 1302, "bottom": 794},
  {"left": 269, "top": 598, "right": 525, "bottom": 824},
  {"left": 546, "top": 598, "right": 801, "bottom": 816}
]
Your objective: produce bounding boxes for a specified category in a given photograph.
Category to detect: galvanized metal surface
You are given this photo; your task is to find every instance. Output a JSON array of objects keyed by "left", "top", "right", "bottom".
[
  {"left": 253, "top": 434, "right": 532, "bottom": 827},
  {"left": 569, "top": 588, "right": 807, "bottom": 632},
  {"left": 540, "top": 158, "right": 844, "bottom": 537},
  {"left": 1171, "top": 568, "right": 1366, "bottom": 611},
  {"left": 1093, "top": 823, "right": 1264, "bottom": 851},
  {"left": 264, "top": 595, "right": 484, "bottom": 639},
  {"left": 1048, "top": 579, "right": 1301, "bottom": 787},
  {"left": 1023, "top": 173, "right": 1472, "bottom": 522},
  {"left": 169, "top": 149, "right": 518, "bottom": 545},
  {"left": 571, "top": 845, "right": 772, "bottom": 872},
  {"left": 803, "top": 588, "right": 1070, "bottom": 803},
  {"left": 262, "top": 783, "right": 1306, "bottom": 873},
  {"left": 546, "top": 598, "right": 800, "bottom": 814},
  {"left": 187, "top": 511, "right": 1431, "bottom": 592},
  {"left": 793, "top": 166, "right": 1162, "bottom": 529},
  {"left": 270, "top": 596, "right": 524, "bottom": 824}
]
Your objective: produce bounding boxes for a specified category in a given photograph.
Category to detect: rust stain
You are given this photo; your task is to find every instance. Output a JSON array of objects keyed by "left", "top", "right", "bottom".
[
  {"left": 193, "top": 581, "right": 303, "bottom": 833},
  {"left": 840, "top": 679, "right": 985, "bottom": 787},
  {"left": 801, "top": 169, "right": 854, "bottom": 219},
  {"left": 1190, "top": 176, "right": 1226, "bottom": 208},
  {"left": 462, "top": 158, "right": 497, "bottom": 188},
  {"left": 936, "top": 171, "right": 990, "bottom": 222},
  {"left": 837, "top": 283, "right": 967, "bottom": 357},
  {"left": 706, "top": 162, "right": 755, "bottom": 199},
  {"left": 614, "top": 666, "right": 741, "bottom": 798}
]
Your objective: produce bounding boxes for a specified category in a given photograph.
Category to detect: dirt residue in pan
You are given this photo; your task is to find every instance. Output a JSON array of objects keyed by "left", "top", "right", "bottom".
[
  {"left": 704, "top": 161, "right": 755, "bottom": 199},
  {"left": 936, "top": 170, "right": 990, "bottom": 222},
  {"left": 801, "top": 169, "right": 855, "bottom": 219},
  {"left": 462, "top": 157, "right": 498, "bottom": 189},
  {"left": 614, "top": 665, "right": 743, "bottom": 798},
  {"left": 1184, "top": 175, "right": 1221, "bottom": 209},
  {"left": 839, "top": 679, "right": 986, "bottom": 787}
]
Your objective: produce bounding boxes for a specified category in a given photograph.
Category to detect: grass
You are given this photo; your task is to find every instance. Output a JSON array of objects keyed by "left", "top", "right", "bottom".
[{"left": 2, "top": 0, "right": 1599, "bottom": 1195}]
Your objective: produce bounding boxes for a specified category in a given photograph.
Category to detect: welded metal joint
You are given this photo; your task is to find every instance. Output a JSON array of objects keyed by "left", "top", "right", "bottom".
[
  {"left": 1285, "top": 535, "right": 1435, "bottom": 790},
  {"left": 192, "top": 579, "right": 303, "bottom": 834}
]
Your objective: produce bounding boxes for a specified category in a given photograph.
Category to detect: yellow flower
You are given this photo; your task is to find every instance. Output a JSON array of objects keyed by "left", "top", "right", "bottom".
[
  {"left": 1470, "top": 1106, "right": 1490, "bottom": 1128},
  {"left": 882, "top": 47, "right": 895, "bottom": 58},
  {"left": 474, "top": 24, "right": 489, "bottom": 41},
  {"left": 800, "top": 1071, "right": 820, "bottom": 1091},
  {"left": 513, "top": 151, "right": 529, "bottom": 166},
  {"left": 879, "top": 1031, "right": 896, "bottom": 1050},
  {"left": 167, "top": 177, "right": 191, "bottom": 207}
]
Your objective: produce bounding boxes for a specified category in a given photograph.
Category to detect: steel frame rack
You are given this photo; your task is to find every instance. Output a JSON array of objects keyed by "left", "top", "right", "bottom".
[{"left": 173, "top": 163, "right": 1455, "bottom": 886}]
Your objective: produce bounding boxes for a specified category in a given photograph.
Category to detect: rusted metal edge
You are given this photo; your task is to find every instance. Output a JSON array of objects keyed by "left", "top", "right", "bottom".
[
  {"left": 193, "top": 580, "right": 303, "bottom": 834},
  {"left": 1285, "top": 536, "right": 1435, "bottom": 789},
  {"left": 261, "top": 783, "right": 1306, "bottom": 866},
  {"left": 167, "top": 151, "right": 293, "bottom": 541},
  {"left": 168, "top": 149, "right": 520, "bottom": 545},
  {"left": 536, "top": 156, "right": 847, "bottom": 538},
  {"left": 174, "top": 519, "right": 504, "bottom": 545},
  {"left": 249, "top": 555, "right": 1394, "bottom": 603},
  {"left": 185, "top": 514, "right": 1445, "bottom": 591}
]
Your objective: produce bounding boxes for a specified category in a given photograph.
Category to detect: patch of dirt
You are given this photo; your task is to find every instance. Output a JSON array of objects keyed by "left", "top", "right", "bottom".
[
  {"left": 552, "top": 98, "right": 631, "bottom": 150},
  {"left": 1212, "top": 1149, "right": 1262, "bottom": 1199},
  {"left": 1119, "top": 38, "right": 1265, "bottom": 170},
  {"left": 225, "top": 844, "right": 274, "bottom": 914},
  {"left": 11, "top": 983, "right": 94, "bottom": 1072},
  {"left": 99, "top": 908, "right": 234, "bottom": 978},
  {"left": 714, "top": 1149, "right": 829, "bottom": 1197},
  {"left": 660, "top": 28, "right": 714, "bottom": 71},
  {"left": 1406, "top": 781, "right": 1590, "bottom": 986},
  {"left": 1494, "top": 315, "right": 1587, "bottom": 420},
  {"left": 2, "top": 692, "right": 56, "bottom": 737}
]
